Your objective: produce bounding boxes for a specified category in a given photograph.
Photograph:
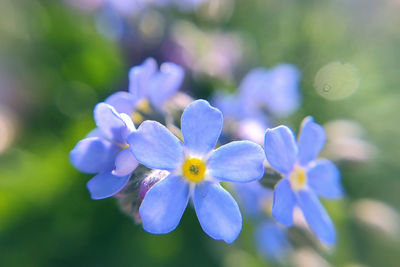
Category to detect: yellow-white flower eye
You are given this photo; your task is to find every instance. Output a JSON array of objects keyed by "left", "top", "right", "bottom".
[
  {"left": 182, "top": 158, "right": 206, "bottom": 183},
  {"left": 289, "top": 165, "right": 307, "bottom": 191}
]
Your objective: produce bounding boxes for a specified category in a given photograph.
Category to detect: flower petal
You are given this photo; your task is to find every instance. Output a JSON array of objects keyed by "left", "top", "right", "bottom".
[
  {"left": 129, "top": 57, "right": 157, "bottom": 99},
  {"left": 87, "top": 172, "right": 130, "bottom": 200},
  {"left": 128, "top": 120, "right": 184, "bottom": 171},
  {"left": 307, "top": 159, "right": 343, "bottom": 199},
  {"left": 105, "top": 91, "right": 138, "bottom": 115},
  {"left": 232, "top": 181, "right": 272, "bottom": 217},
  {"left": 261, "top": 64, "right": 301, "bottom": 117},
  {"left": 297, "top": 116, "right": 326, "bottom": 166},
  {"left": 181, "top": 99, "right": 223, "bottom": 156},
  {"left": 148, "top": 62, "right": 184, "bottom": 108},
  {"left": 255, "top": 222, "right": 290, "bottom": 260},
  {"left": 264, "top": 126, "right": 298, "bottom": 174},
  {"left": 139, "top": 175, "right": 190, "bottom": 234},
  {"left": 70, "top": 137, "right": 120, "bottom": 174},
  {"left": 193, "top": 181, "right": 242, "bottom": 243},
  {"left": 297, "top": 190, "right": 336, "bottom": 245},
  {"left": 94, "top": 102, "right": 127, "bottom": 144},
  {"left": 272, "top": 179, "right": 296, "bottom": 226},
  {"left": 208, "top": 141, "right": 265, "bottom": 182},
  {"left": 112, "top": 148, "right": 139, "bottom": 177}
]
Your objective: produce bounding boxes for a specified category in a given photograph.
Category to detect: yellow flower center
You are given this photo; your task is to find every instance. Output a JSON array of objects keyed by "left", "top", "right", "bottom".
[
  {"left": 136, "top": 99, "right": 152, "bottom": 114},
  {"left": 182, "top": 158, "right": 206, "bottom": 183},
  {"left": 131, "top": 99, "right": 152, "bottom": 124},
  {"left": 289, "top": 165, "right": 307, "bottom": 191}
]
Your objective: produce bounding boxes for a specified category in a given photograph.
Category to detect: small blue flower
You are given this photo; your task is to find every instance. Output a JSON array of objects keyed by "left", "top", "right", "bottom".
[
  {"left": 233, "top": 182, "right": 291, "bottom": 261},
  {"left": 239, "top": 64, "right": 301, "bottom": 118},
  {"left": 70, "top": 103, "right": 138, "bottom": 199},
  {"left": 105, "top": 57, "right": 184, "bottom": 115},
  {"left": 264, "top": 117, "right": 343, "bottom": 245},
  {"left": 128, "top": 99, "right": 266, "bottom": 243}
]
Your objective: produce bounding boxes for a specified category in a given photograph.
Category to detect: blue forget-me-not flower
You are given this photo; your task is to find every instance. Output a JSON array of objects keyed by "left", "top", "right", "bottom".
[
  {"left": 106, "top": 57, "right": 184, "bottom": 116},
  {"left": 128, "top": 99, "right": 266, "bottom": 243},
  {"left": 264, "top": 116, "right": 343, "bottom": 245},
  {"left": 70, "top": 103, "right": 138, "bottom": 199},
  {"left": 233, "top": 181, "right": 291, "bottom": 260},
  {"left": 214, "top": 63, "right": 301, "bottom": 122}
]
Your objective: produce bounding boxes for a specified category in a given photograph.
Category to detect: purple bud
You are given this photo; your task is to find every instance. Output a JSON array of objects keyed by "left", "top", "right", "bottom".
[{"left": 139, "top": 170, "right": 169, "bottom": 201}]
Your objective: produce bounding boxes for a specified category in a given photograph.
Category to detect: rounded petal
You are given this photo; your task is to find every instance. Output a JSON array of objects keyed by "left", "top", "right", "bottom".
[
  {"left": 129, "top": 57, "right": 157, "bottom": 99},
  {"left": 307, "top": 159, "right": 343, "bottom": 199},
  {"left": 94, "top": 102, "right": 127, "bottom": 144},
  {"left": 139, "top": 175, "right": 190, "bottom": 234},
  {"left": 264, "top": 126, "right": 298, "bottom": 174},
  {"left": 208, "top": 141, "right": 265, "bottom": 182},
  {"left": 70, "top": 137, "right": 120, "bottom": 174},
  {"left": 181, "top": 99, "right": 223, "bottom": 156},
  {"left": 128, "top": 120, "right": 184, "bottom": 171},
  {"left": 262, "top": 64, "right": 301, "bottom": 117},
  {"left": 297, "top": 116, "right": 326, "bottom": 166},
  {"left": 119, "top": 113, "right": 136, "bottom": 138},
  {"left": 105, "top": 91, "right": 137, "bottom": 115},
  {"left": 255, "top": 222, "right": 290, "bottom": 260},
  {"left": 87, "top": 172, "right": 130, "bottom": 200},
  {"left": 193, "top": 181, "right": 242, "bottom": 243},
  {"left": 148, "top": 62, "right": 184, "bottom": 108},
  {"left": 212, "top": 92, "right": 241, "bottom": 119},
  {"left": 272, "top": 179, "right": 296, "bottom": 226},
  {"left": 112, "top": 148, "right": 139, "bottom": 177},
  {"left": 297, "top": 190, "right": 336, "bottom": 245}
]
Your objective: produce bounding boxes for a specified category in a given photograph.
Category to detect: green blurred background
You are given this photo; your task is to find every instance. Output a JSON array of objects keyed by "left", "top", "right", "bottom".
[{"left": 0, "top": 0, "right": 399, "bottom": 266}]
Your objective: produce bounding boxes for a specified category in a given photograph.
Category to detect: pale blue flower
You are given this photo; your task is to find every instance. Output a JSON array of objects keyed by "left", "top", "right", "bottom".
[
  {"left": 70, "top": 103, "right": 138, "bottom": 199},
  {"left": 128, "top": 99, "right": 266, "bottom": 243},
  {"left": 105, "top": 57, "right": 184, "bottom": 115},
  {"left": 265, "top": 116, "right": 343, "bottom": 245}
]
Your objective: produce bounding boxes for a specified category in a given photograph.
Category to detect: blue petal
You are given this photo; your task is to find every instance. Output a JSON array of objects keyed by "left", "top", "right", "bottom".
[
  {"left": 208, "top": 141, "right": 265, "bottom": 182},
  {"left": 297, "top": 190, "right": 336, "bottom": 245},
  {"left": 105, "top": 91, "right": 138, "bottom": 115},
  {"left": 272, "top": 179, "right": 296, "bottom": 226},
  {"left": 307, "top": 159, "right": 343, "bottom": 199},
  {"left": 255, "top": 221, "right": 290, "bottom": 261},
  {"left": 297, "top": 116, "right": 326, "bottom": 166},
  {"left": 212, "top": 92, "right": 241, "bottom": 119},
  {"left": 238, "top": 68, "right": 269, "bottom": 116},
  {"left": 139, "top": 175, "right": 190, "bottom": 234},
  {"left": 129, "top": 57, "right": 157, "bottom": 100},
  {"left": 70, "top": 137, "right": 120, "bottom": 174},
  {"left": 148, "top": 62, "right": 184, "bottom": 108},
  {"left": 193, "top": 181, "right": 242, "bottom": 243},
  {"left": 261, "top": 64, "right": 301, "bottom": 117},
  {"left": 94, "top": 102, "right": 128, "bottom": 144},
  {"left": 87, "top": 171, "right": 130, "bottom": 200},
  {"left": 112, "top": 148, "right": 139, "bottom": 177},
  {"left": 181, "top": 99, "right": 223, "bottom": 156},
  {"left": 128, "top": 120, "right": 184, "bottom": 171},
  {"left": 232, "top": 181, "right": 272, "bottom": 217},
  {"left": 264, "top": 126, "right": 298, "bottom": 174}
]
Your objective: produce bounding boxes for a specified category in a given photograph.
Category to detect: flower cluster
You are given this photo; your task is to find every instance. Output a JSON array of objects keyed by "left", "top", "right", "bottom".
[{"left": 70, "top": 58, "right": 343, "bottom": 249}]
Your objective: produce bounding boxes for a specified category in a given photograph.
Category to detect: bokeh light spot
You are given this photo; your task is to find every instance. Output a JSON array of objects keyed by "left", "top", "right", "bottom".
[{"left": 314, "top": 61, "right": 361, "bottom": 100}]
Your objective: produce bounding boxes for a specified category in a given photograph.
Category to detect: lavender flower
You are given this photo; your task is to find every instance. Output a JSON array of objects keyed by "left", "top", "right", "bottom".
[
  {"left": 105, "top": 57, "right": 184, "bottom": 117},
  {"left": 70, "top": 103, "right": 138, "bottom": 199}
]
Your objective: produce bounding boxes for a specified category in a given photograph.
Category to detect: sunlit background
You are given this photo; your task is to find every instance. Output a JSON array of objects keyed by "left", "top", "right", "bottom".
[{"left": 1, "top": 0, "right": 400, "bottom": 266}]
